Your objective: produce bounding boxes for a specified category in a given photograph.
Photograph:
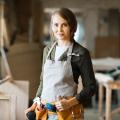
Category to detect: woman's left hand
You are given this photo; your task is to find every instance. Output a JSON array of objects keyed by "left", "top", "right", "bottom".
[
  {"left": 55, "top": 98, "right": 70, "bottom": 111},
  {"left": 55, "top": 97, "right": 79, "bottom": 111}
]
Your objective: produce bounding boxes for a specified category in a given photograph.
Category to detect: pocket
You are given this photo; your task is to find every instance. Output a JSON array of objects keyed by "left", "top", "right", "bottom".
[
  {"left": 57, "top": 109, "right": 72, "bottom": 120},
  {"left": 57, "top": 104, "right": 84, "bottom": 120},
  {"left": 71, "top": 104, "right": 84, "bottom": 119},
  {"left": 35, "top": 108, "right": 46, "bottom": 120}
]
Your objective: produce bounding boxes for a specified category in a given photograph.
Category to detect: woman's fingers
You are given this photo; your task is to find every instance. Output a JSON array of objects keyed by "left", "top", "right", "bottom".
[
  {"left": 55, "top": 99, "right": 69, "bottom": 111},
  {"left": 55, "top": 101, "right": 63, "bottom": 111},
  {"left": 24, "top": 109, "right": 30, "bottom": 120},
  {"left": 55, "top": 101, "right": 61, "bottom": 108}
]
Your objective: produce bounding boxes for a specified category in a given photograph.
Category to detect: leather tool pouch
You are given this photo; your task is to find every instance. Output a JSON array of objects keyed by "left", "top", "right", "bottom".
[
  {"left": 57, "top": 104, "right": 84, "bottom": 120},
  {"left": 35, "top": 107, "right": 46, "bottom": 120}
]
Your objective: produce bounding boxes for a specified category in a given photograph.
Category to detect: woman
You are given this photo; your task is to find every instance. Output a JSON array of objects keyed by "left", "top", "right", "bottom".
[{"left": 25, "top": 8, "right": 96, "bottom": 120}]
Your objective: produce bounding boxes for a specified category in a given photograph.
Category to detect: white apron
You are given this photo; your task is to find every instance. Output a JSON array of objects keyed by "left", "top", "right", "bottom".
[{"left": 41, "top": 42, "right": 77, "bottom": 102}]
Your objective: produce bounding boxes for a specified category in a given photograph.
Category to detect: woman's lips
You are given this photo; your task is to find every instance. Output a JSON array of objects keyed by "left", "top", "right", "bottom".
[{"left": 57, "top": 33, "right": 64, "bottom": 36}]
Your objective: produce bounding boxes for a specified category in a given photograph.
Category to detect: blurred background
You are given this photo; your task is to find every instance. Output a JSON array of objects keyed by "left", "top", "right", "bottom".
[{"left": 0, "top": 0, "right": 120, "bottom": 120}]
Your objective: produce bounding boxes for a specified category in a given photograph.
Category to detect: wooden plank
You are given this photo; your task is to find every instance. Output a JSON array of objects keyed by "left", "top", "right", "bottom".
[
  {"left": 0, "top": 48, "right": 13, "bottom": 79},
  {"left": 0, "top": 81, "right": 29, "bottom": 120},
  {"left": 0, "top": 75, "right": 11, "bottom": 84},
  {"left": 105, "top": 87, "right": 112, "bottom": 120},
  {"left": 98, "top": 84, "right": 104, "bottom": 117},
  {"left": 0, "top": 94, "right": 16, "bottom": 120},
  {"left": 108, "top": 81, "right": 120, "bottom": 89},
  {"left": 0, "top": 1, "right": 4, "bottom": 47}
]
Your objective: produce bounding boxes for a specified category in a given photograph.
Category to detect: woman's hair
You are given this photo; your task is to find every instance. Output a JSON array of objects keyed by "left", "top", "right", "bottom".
[{"left": 50, "top": 8, "right": 77, "bottom": 41}]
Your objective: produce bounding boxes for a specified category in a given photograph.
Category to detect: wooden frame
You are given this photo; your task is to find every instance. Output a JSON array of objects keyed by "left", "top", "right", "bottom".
[
  {"left": 0, "top": 94, "right": 16, "bottom": 120},
  {"left": 98, "top": 81, "right": 120, "bottom": 120}
]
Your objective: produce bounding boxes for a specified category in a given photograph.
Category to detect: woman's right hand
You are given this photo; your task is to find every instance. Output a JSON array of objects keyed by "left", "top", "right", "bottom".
[
  {"left": 24, "top": 103, "right": 37, "bottom": 118},
  {"left": 25, "top": 107, "right": 32, "bottom": 116}
]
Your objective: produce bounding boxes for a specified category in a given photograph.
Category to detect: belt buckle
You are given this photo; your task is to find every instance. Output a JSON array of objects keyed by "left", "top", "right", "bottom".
[{"left": 45, "top": 103, "right": 56, "bottom": 112}]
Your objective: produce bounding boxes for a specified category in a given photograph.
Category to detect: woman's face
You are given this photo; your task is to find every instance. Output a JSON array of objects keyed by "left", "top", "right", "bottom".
[{"left": 51, "top": 14, "right": 71, "bottom": 41}]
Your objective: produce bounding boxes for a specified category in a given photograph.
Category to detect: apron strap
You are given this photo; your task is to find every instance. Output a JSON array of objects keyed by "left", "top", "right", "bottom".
[
  {"left": 46, "top": 41, "right": 57, "bottom": 59},
  {"left": 46, "top": 41, "right": 73, "bottom": 61}
]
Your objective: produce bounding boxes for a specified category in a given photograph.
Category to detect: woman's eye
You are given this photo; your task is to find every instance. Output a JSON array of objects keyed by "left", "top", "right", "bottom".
[
  {"left": 63, "top": 23, "right": 68, "bottom": 27},
  {"left": 54, "top": 23, "right": 58, "bottom": 27}
]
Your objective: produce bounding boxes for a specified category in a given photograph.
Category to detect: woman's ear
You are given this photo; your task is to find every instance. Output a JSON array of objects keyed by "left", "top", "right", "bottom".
[{"left": 70, "top": 31, "right": 74, "bottom": 38}]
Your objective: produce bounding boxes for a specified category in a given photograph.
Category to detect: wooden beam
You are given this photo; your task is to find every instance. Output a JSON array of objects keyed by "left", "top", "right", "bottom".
[{"left": 0, "top": 1, "right": 4, "bottom": 47}]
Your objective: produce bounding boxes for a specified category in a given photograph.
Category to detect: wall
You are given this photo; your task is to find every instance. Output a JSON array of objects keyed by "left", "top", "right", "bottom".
[
  {"left": 42, "top": 0, "right": 120, "bottom": 9},
  {"left": 41, "top": 0, "right": 120, "bottom": 55}
]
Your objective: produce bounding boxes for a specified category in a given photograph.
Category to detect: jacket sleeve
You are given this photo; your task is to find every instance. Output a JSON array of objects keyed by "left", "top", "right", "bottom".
[
  {"left": 36, "top": 47, "right": 47, "bottom": 97},
  {"left": 75, "top": 50, "right": 97, "bottom": 104}
]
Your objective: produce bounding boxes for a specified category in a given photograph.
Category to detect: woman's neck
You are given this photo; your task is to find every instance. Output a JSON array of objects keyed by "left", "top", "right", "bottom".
[{"left": 57, "top": 39, "right": 72, "bottom": 47}]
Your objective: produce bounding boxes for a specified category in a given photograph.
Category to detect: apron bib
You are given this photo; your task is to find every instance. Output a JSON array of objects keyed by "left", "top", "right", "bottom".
[{"left": 41, "top": 42, "right": 77, "bottom": 102}]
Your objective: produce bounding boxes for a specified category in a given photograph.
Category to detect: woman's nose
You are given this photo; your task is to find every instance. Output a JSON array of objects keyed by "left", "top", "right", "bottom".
[{"left": 58, "top": 25, "right": 62, "bottom": 32}]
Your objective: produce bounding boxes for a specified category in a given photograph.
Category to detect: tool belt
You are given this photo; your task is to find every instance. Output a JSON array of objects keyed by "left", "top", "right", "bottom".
[{"left": 35, "top": 102, "right": 84, "bottom": 120}]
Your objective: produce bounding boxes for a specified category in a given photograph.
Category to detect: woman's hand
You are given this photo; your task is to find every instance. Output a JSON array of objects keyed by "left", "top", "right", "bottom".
[
  {"left": 25, "top": 107, "right": 33, "bottom": 120},
  {"left": 55, "top": 97, "right": 79, "bottom": 111},
  {"left": 24, "top": 103, "right": 37, "bottom": 117}
]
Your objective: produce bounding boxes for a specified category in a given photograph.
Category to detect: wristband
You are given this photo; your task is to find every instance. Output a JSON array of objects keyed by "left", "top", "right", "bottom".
[{"left": 33, "top": 97, "right": 41, "bottom": 105}]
